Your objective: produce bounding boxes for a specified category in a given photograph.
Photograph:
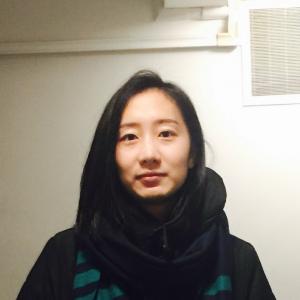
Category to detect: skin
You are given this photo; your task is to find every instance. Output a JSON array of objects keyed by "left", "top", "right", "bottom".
[{"left": 115, "top": 88, "right": 193, "bottom": 219}]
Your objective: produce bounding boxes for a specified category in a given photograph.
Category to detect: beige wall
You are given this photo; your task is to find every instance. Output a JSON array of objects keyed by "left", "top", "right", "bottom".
[{"left": 1, "top": 1, "right": 300, "bottom": 299}]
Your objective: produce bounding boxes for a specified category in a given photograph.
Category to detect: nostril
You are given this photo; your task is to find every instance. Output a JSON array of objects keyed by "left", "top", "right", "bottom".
[
  {"left": 140, "top": 155, "right": 161, "bottom": 168},
  {"left": 139, "top": 142, "right": 160, "bottom": 165},
  {"left": 142, "top": 157, "right": 158, "bottom": 164}
]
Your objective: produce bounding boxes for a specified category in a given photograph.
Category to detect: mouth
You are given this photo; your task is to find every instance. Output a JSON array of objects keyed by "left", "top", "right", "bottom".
[
  {"left": 136, "top": 172, "right": 167, "bottom": 179},
  {"left": 136, "top": 172, "right": 167, "bottom": 188}
]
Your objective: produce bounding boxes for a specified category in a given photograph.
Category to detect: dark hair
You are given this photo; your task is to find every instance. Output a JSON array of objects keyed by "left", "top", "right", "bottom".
[{"left": 75, "top": 70, "right": 206, "bottom": 236}]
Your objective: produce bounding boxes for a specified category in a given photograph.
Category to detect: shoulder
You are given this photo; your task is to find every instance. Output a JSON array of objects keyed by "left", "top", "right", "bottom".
[
  {"left": 36, "top": 227, "right": 77, "bottom": 271},
  {"left": 231, "top": 234, "right": 263, "bottom": 279},
  {"left": 48, "top": 228, "right": 76, "bottom": 247},
  {"left": 231, "top": 235, "right": 276, "bottom": 299},
  {"left": 41, "top": 228, "right": 76, "bottom": 258},
  {"left": 231, "top": 235, "right": 259, "bottom": 282},
  {"left": 232, "top": 235, "right": 258, "bottom": 261},
  {"left": 17, "top": 228, "right": 77, "bottom": 299}
]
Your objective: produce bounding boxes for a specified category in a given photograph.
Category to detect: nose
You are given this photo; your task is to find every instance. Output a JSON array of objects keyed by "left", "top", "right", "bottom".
[{"left": 139, "top": 137, "right": 161, "bottom": 168}]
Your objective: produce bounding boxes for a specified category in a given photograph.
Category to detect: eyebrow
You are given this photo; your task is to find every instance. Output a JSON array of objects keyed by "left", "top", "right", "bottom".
[{"left": 119, "top": 119, "right": 179, "bottom": 128}]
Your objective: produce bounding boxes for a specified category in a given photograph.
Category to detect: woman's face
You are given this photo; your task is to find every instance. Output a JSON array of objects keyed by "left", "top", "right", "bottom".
[{"left": 115, "top": 88, "right": 192, "bottom": 201}]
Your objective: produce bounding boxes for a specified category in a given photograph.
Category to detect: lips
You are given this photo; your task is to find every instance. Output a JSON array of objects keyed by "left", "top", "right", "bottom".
[{"left": 136, "top": 172, "right": 166, "bottom": 187}]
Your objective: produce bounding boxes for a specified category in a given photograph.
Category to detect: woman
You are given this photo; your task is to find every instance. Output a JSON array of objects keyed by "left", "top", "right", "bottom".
[{"left": 17, "top": 70, "right": 275, "bottom": 299}]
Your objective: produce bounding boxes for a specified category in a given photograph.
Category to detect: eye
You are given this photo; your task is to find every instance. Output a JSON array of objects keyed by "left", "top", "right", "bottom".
[
  {"left": 159, "top": 130, "right": 175, "bottom": 138},
  {"left": 120, "top": 133, "right": 137, "bottom": 142}
]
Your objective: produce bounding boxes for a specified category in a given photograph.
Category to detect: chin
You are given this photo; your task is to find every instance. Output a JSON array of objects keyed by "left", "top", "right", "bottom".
[
  {"left": 134, "top": 189, "right": 174, "bottom": 204},
  {"left": 136, "top": 195, "right": 171, "bottom": 205}
]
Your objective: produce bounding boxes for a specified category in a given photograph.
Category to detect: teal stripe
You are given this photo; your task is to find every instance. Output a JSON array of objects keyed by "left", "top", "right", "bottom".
[
  {"left": 95, "top": 284, "right": 125, "bottom": 300},
  {"left": 76, "top": 250, "right": 87, "bottom": 264},
  {"left": 74, "top": 286, "right": 124, "bottom": 300},
  {"left": 74, "top": 269, "right": 101, "bottom": 289},
  {"left": 110, "top": 284, "right": 125, "bottom": 298},
  {"left": 204, "top": 275, "right": 232, "bottom": 296},
  {"left": 74, "top": 285, "right": 125, "bottom": 300},
  {"left": 75, "top": 291, "right": 97, "bottom": 300},
  {"left": 97, "top": 288, "right": 111, "bottom": 300},
  {"left": 74, "top": 251, "right": 125, "bottom": 299}
]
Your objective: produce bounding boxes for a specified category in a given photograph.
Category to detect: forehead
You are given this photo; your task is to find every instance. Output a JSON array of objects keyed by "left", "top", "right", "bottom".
[{"left": 120, "top": 88, "right": 185, "bottom": 125}]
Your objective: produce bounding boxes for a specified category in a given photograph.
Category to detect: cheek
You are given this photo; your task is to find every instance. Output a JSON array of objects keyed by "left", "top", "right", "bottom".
[
  {"left": 165, "top": 140, "right": 191, "bottom": 167},
  {"left": 163, "top": 151, "right": 190, "bottom": 181},
  {"left": 115, "top": 147, "right": 136, "bottom": 179},
  {"left": 166, "top": 143, "right": 191, "bottom": 183}
]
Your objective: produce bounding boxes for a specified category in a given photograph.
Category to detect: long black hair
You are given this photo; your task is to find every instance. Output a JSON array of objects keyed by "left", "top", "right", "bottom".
[{"left": 75, "top": 70, "right": 206, "bottom": 237}]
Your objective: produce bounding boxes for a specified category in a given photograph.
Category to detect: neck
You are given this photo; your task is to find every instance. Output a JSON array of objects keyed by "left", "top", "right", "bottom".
[
  {"left": 119, "top": 182, "right": 185, "bottom": 223},
  {"left": 141, "top": 202, "right": 171, "bottom": 221},
  {"left": 138, "top": 191, "right": 182, "bottom": 221}
]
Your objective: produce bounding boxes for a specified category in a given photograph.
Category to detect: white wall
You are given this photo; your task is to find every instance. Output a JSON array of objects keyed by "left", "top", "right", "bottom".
[{"left": 1, "top": 1, "right": 299, "bottom": 299}]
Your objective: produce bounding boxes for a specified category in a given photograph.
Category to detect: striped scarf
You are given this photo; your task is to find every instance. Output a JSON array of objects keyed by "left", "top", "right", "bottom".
[
  {"left": 73, "top": 222, "right": 233, "bottom": 300},
  {"left": 73, "top": 169, "right": 233, "bottom": 299},
  {"left": 73, "top": 249, "right": 232, "bottom": 299}
]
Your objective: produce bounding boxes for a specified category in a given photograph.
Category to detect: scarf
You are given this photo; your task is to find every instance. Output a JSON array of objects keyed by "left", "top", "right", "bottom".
[{"left": 73, "top": 168, "right": 233, "bottom": 300}]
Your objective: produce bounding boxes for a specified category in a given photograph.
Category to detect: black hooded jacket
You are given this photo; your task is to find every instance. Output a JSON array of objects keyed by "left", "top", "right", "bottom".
[{"left": 17, "top": 169, "right": 276, "bottom": 299}]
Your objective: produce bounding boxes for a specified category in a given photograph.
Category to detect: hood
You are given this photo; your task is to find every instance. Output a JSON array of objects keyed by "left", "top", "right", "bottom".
[
  {"left": 126, "top": 167, "right": 228, "bottom": 258},
  {"left": 198, "top": 167, "right": 227, "bottom": 229},
  {"left": 76, "top": 168, "right": 230, "bottom": 299}
]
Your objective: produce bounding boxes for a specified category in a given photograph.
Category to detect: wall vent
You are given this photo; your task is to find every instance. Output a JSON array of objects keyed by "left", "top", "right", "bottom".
[{"left": 241, "top": 0, "right": 300, "bottom": 105}]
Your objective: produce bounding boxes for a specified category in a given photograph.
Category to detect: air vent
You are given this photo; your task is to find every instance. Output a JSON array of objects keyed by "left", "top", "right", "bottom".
[{"left": 241, "top": 0, "right": 300, "bottom": 105}]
